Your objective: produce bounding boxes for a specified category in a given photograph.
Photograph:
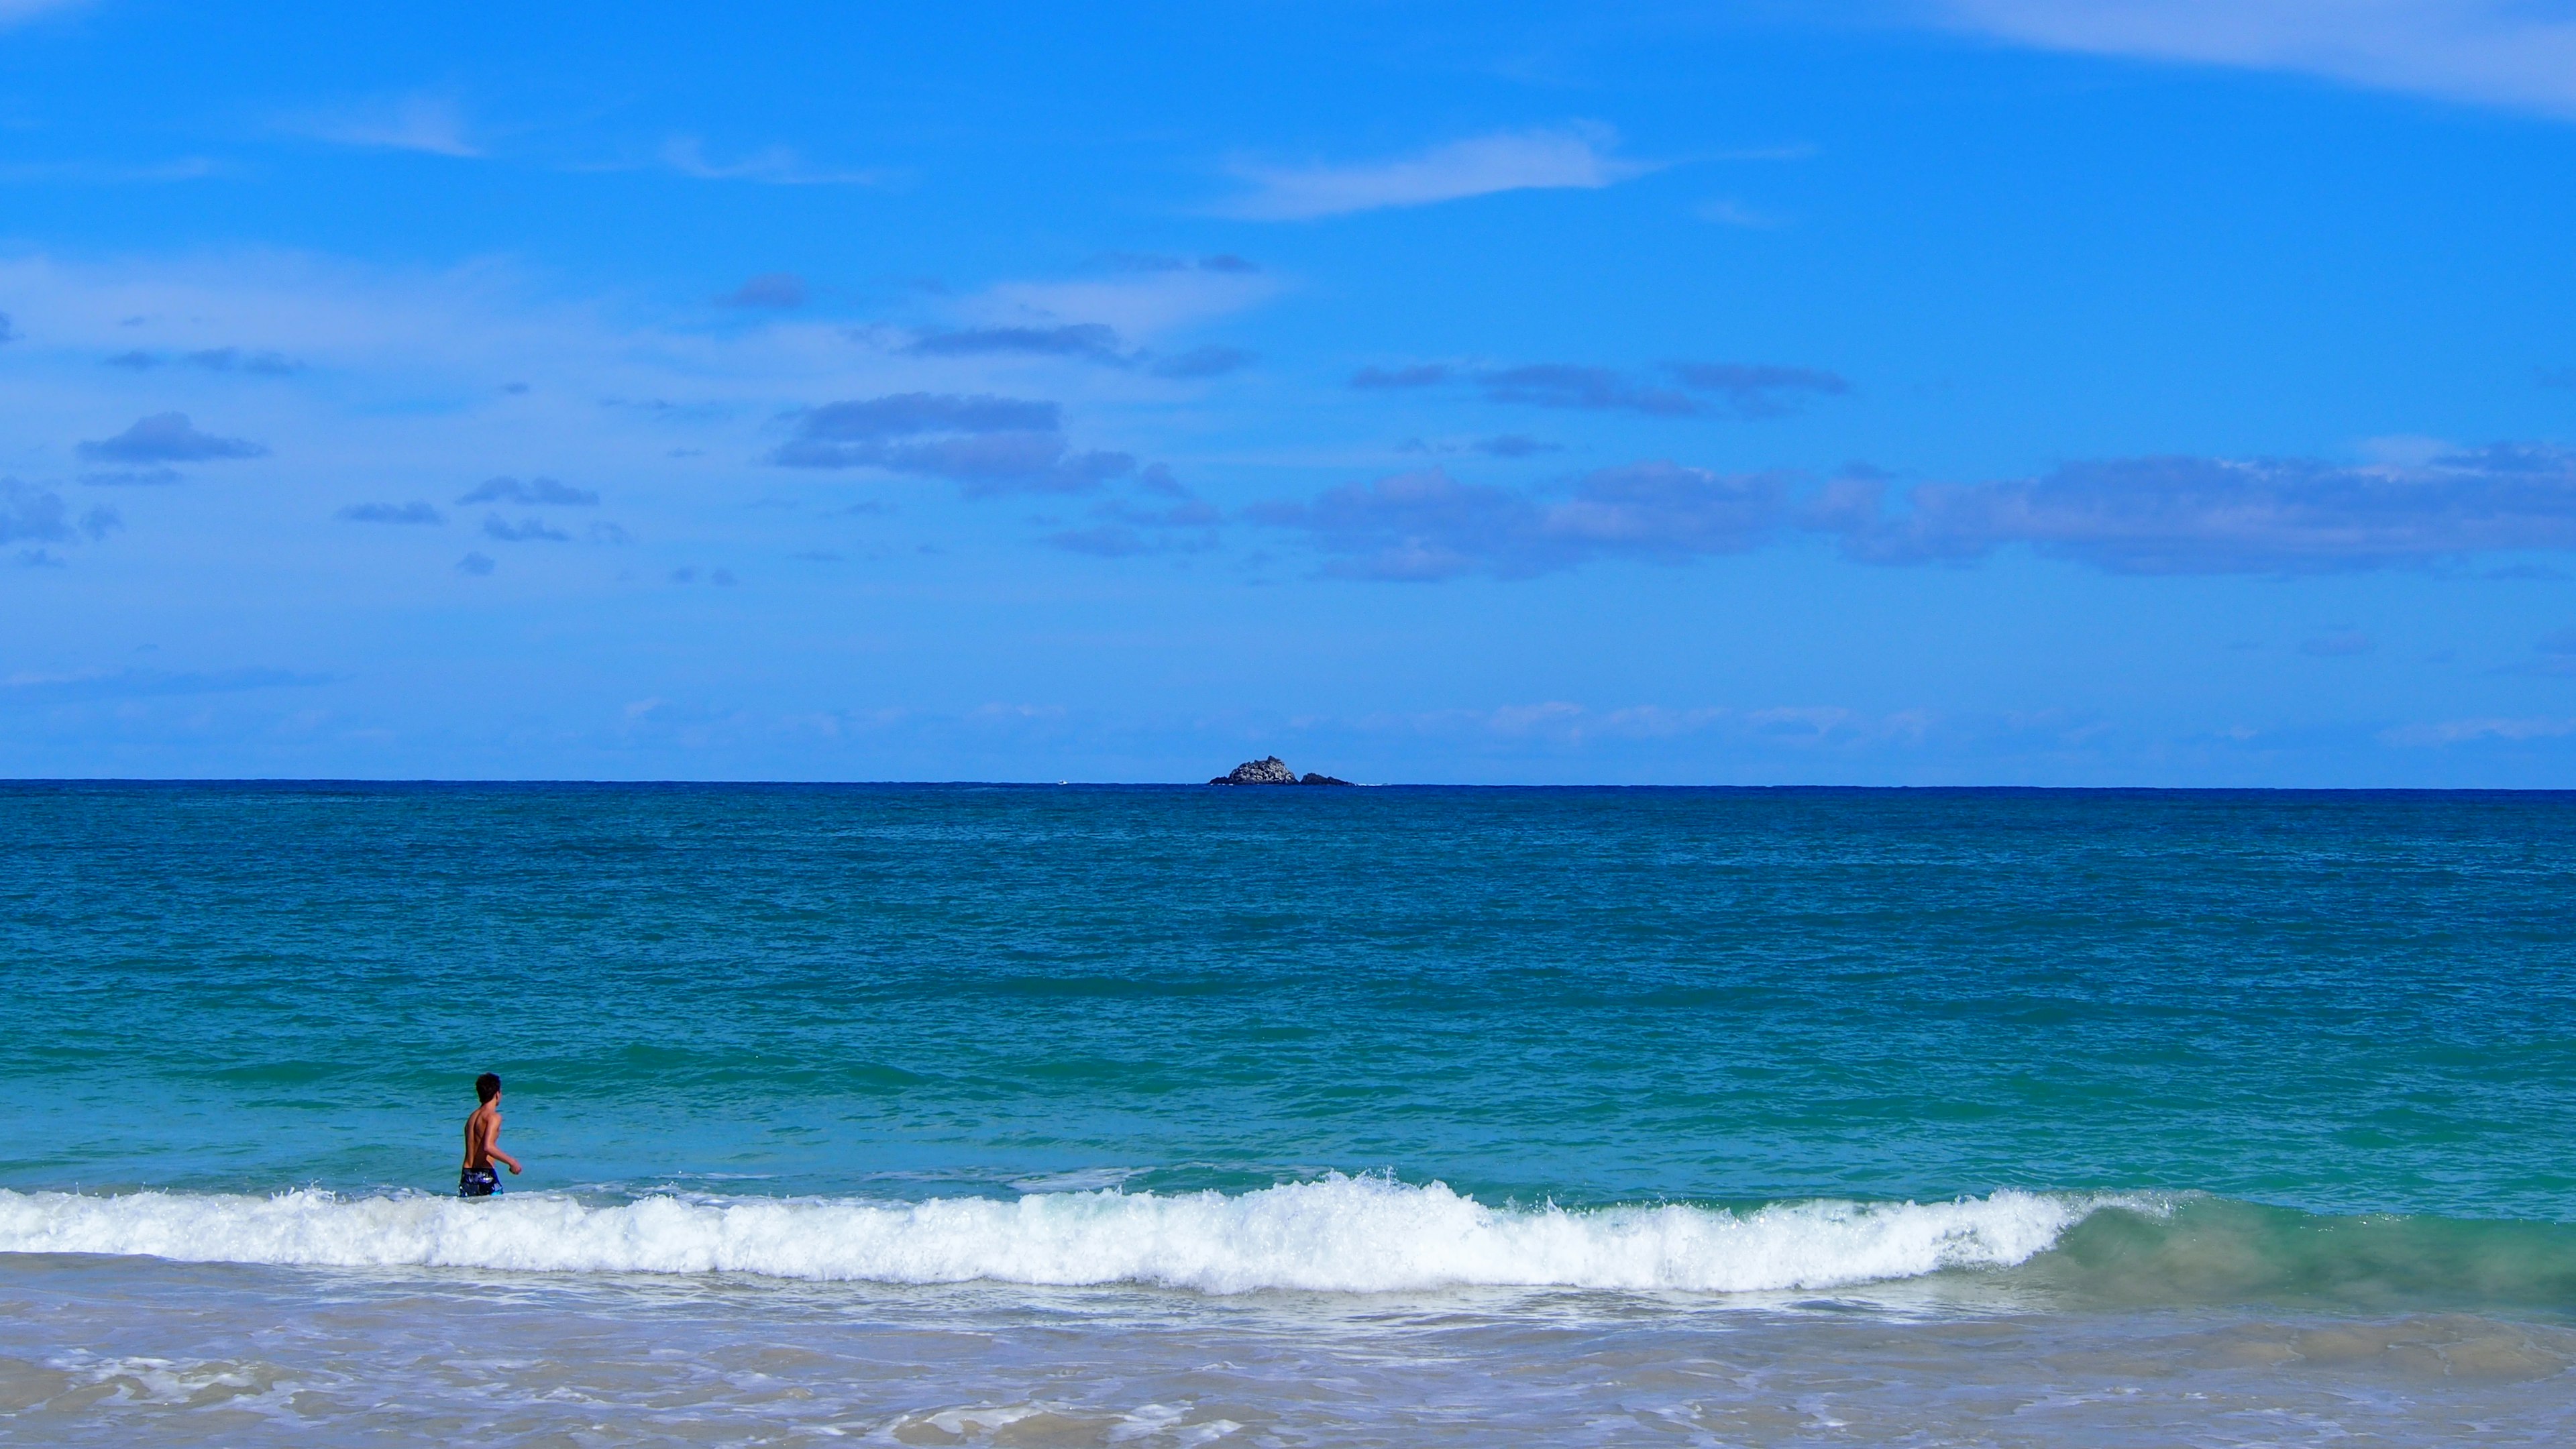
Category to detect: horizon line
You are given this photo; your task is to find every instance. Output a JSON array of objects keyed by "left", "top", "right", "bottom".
[{"left": 2, "top": 777, "right": 2571, "bottom": 796}]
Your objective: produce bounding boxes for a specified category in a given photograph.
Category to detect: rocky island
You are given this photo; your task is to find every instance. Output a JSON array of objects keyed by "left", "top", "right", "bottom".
[{"left": 1210, "top": 756, "right": 1354, "bottom": 786}]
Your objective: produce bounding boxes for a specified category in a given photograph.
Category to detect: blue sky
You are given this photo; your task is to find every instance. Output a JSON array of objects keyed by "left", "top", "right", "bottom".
[{"left": 5, "top": 0, "right": 2576, "bottom": 784}]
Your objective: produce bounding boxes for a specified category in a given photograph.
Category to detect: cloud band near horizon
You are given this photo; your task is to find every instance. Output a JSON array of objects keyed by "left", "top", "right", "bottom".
[{"left": 1252, "top": 443, "right": 2576, "bottom": 580}]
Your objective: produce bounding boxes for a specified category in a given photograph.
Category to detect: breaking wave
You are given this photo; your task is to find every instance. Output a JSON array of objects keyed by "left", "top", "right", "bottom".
[{"left": 0, "top": 1176, "right": 2133, "bottom": 1294}]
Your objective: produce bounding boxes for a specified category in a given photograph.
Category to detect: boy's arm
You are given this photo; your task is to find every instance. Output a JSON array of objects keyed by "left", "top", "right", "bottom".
[{"left": 488, "top": 1118, "right": 522, "bottom": 1174}]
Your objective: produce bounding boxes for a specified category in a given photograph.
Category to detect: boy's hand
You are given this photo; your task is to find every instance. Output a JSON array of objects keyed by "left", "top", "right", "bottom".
[{"left": 507, "top": 1162, "right": 521, "bottom": 1174}]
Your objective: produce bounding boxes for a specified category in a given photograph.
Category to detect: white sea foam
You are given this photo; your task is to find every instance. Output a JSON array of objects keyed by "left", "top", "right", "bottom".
[{"left": 0, "top": 1177, "right": 2147, "bottom": 1294}]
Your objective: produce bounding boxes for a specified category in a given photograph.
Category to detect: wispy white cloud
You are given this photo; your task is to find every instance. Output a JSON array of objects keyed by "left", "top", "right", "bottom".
[
  {"left": 1810, "top": 443, "right": 2576, "bottom": 573},
  {"left": 1939, "top": 0, "right": 2576, "bottom": 117},
  {"left": 965, "top": 264, "right": 1279, "bottom": 339},
  {"left": 1222, "top": 125, "right": 1651, "bottom": 220},
  {"left": 658, "top": 137, "right": 881, "bottom": 186},
  {"left": 2383, "top": 715, "right": 2576, "bottom": 745},
  {"left": 0, "top": 158, "right": 229, "bottom": 184},
  {"left": 1350, "top": 700, "right": 1939, "bottom": 750},
  {"left": 1710, "top": 143, "right": 1821, "bottom": 162},
  {"left": 0, "top": 0, "right": 89, "bottom": 28},
  {"left": 1250, "top": 462, "right": 1792, "bottom": 580},
  {"left": 285, "top": 93, "right": 481, "bottom": 157},
  {"left": 0, "top": 666, "right": 333, "bottom": 702},
  {"left": 1697, "top": 198, "right": 1786, "bottom": 229}
]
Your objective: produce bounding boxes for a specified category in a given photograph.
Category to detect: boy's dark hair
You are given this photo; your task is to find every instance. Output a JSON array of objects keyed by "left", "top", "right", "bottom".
[{"left": 476, "top": 1073, "right": 501, "bottom": 1103}]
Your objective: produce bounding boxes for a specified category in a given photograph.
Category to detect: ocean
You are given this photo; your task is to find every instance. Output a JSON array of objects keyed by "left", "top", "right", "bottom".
[{"left": 3, "top": 782, "right": 2572, "bottom": 1444}]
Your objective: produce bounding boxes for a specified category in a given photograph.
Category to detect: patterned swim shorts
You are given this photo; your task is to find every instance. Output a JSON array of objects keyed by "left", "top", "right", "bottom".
[{"left": 458, "top": 1167, "right": 500, "bottom": 1199}]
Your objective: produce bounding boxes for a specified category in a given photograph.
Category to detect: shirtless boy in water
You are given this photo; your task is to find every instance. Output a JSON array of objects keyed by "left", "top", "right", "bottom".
[{"left": 460, "top": 1072, "right": 523, "bottom": 1198}]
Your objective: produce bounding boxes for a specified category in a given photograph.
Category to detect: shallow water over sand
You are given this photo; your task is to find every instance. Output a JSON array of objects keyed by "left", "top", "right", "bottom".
[{"left": 6, "top": 1255, "right": 2573, "bottom": 1446}]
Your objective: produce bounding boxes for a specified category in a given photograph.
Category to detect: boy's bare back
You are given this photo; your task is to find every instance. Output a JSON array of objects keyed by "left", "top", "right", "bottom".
[
  {"left": 458, "top": 1072, "right": 521, "bottom": 1197},
  {"left": 463, "top": 1101, "right": 506, "bottom": 1169}
]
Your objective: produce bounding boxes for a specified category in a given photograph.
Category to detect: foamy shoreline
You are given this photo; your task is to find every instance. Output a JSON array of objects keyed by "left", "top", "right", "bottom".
[{"left": 0, "top": 1177, "right": 2133, "bottom": 1293}]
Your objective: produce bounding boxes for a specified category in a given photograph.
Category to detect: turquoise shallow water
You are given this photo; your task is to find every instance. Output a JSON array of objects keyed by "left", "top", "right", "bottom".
[
  {"left": 10, "top": 782, "right": 2573, "bottom": 1215},
  {"left": 4, "top": 782, "right": 2575, "bottom": 1444}
]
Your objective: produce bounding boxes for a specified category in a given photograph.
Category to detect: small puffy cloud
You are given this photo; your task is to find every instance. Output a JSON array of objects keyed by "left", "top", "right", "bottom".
[
  {"left": 75, "top": 412, "right": 268, "bottom": 463},
  {"left": 1226, "top": 125, "right": 1650, "bottom": 220},
  {"left": 482, "top": 514, "right": 570, "bottom": 542},
  {"left": 455, "top": 551, "right": 495, "bottom": 576},
  {"left": 783, "top": 393, "right": 1059, "bottom": 443},
  {"left": 905, "top": 323, "right": 1126, "bottom": 362},
  {"left": 1547, "top": 461, "right": 1795, "bottom": 559},
  {"left": 2298, "top": 630, "right": 2375, "bottom": 657},
  {"left": 1348, "top": 359, "right": 1848, "bottom": 419},
  {"left": 1, "top": 482, "right": 120, "bottom": 555},
  {"left": 457, "top": 476, "right": 598, "bottom": 506},
  {"left": 1, "top": 479, "right": 70, "bottom": 543},
  {"left": 188, "top": 347, "right": 302, "bottom": 375},
  {"left": 107, "top": 346, "right": 302, "bottom": 374},
  {"left": 1044, "top": 526, "right": 1159, "bottom": 557},
  {"left": 1481, "top": 361, "right": 1847, "bottom": 418},
  {"left": 0, "top": 312, "right": 16, "bottom": 342},
  {"left": 1248, "top": 468, "right": 1536, "bottom": 580},
  {"left": 859, "top": 434, "right": 1133, "bottom": 494},
  {"left": 2513, "top": 627, "right": 2576, "bottom": 676},
  {"left": 719, "top": 272, "right": 808, "bottom": 309},
  {"left": 1481, "top": 364, "right": 1699, "bottom": 417},
  {"left": 1665, "top": 362, "right": 1851, "bottom": 418},
  {"left": 1351, "top": 364, "right": 1453, "bottom": 390},
  {"left": 1813, "top": 443, "right": 2576, "bottom": 574},
  {"left": 1251, "top": 460, "right": 1788, "bottom": 580},
  {"left": 338, "top": 501, "right": 444, "bottom": 525},
  {"left": 1149, "top": 344, "right": 1254, "bottom": 379},
  {"left": 601, "top": 396, "right": 729, "bottom": 422},
  {"left": 1045, "top": 494, "right": 1224, "bottom": 557},
  {"left": 769, "top": 392, "right": 1129, "bottom": 494}
]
